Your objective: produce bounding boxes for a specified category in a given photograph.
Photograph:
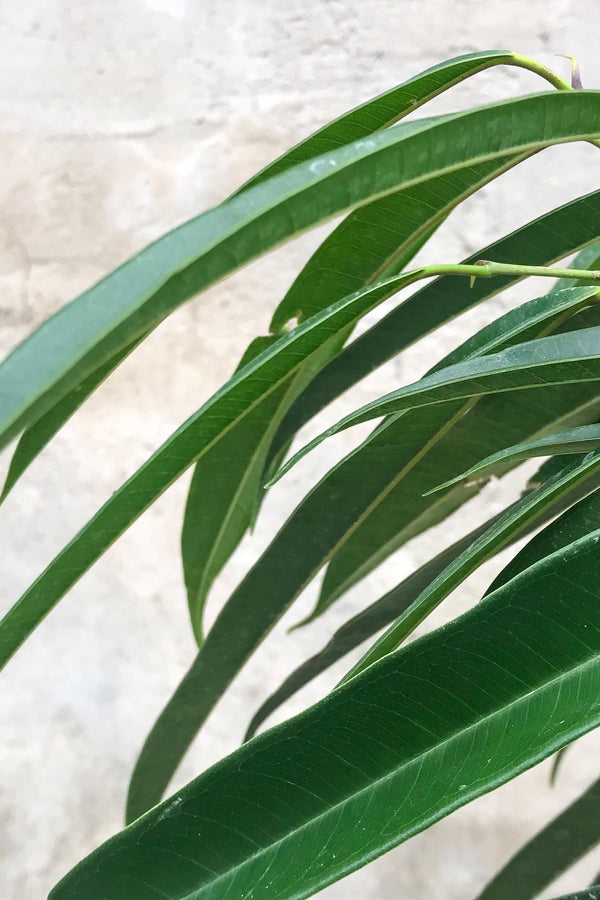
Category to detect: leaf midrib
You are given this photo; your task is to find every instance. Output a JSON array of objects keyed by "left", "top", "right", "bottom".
[
  {"left": 180, "top": 640, "right": 600, "bottom": 900},
  {"left": 7, "top": 91, "right": 599, "bottom": 443}
]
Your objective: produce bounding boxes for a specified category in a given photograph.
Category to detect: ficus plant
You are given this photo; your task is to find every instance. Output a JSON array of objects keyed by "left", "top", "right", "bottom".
[{"left": 4, "top": 48, "right": 600, "bottom": 900}]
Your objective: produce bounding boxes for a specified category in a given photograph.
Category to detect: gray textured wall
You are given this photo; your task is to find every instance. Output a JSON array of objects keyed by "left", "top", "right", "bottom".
[{"left": 2, "top": 2, "right": 600, "bottom": 898}]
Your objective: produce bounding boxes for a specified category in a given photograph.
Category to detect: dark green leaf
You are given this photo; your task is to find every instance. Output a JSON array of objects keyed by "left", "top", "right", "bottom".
[
  {"left": 272, "top": 190, "right": 600, "bottom": 452},
  {"left": 54, "top": 526, "right": 600, "bottom": 900},
  {"left": 2, "top": 90, "right": 600, "bottom": 454},
  {"left": 128, "top": 294, "right": 600, "bottom": 819},
  {"left": 278, "top": 319, "right": 600, "bottom": 481},
  {"left": 309, "top": 288, "right": 600, "bottom": 621},
  {"left": 343, "top": 452, "right": 600, "bottom": 682},
  {"left": 0, "top": 270, "right": 438, "bottom": 671},
  {"left": 236, "top": 51, "right": 562, "bottom": 195},
  {"left": 430, "top": 424, "right": 600, "bottom": 496},
  {"left": 127, "top": 394, "right": 600, "bottom": 820},
  {"left": 486, "top": 477, "right": 600, "bottom": 595},
  {"left": 244, "top": 460, "right": 600, "bottom": 740},
  {"left": 1, "top": 52, "right": 548, "bottom": 499}
]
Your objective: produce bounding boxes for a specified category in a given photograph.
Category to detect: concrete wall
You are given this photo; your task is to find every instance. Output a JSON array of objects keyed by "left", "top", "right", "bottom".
[{"left": 2, "top": 2, "right": 600, "bottom": 898}]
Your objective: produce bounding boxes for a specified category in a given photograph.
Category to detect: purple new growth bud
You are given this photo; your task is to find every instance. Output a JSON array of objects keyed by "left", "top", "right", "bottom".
[{"left": 557, "top": 54, "right": 583, "bottom": 89}]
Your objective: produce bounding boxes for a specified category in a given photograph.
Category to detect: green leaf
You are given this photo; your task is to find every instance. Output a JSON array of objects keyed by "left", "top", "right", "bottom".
[
  {"left": 181, "top": 335, "right": 343, "bottom": 643},
  {"left": 2, "top": 90, "right": 600, "bottom": 454},
  {"left": 487, "top": 483, "right": 600, "bottom": 595},
  {"left": 244, "top": 458, "right": 600, "bottom": 740},
  {"left": 182, "top": 133, "right": 520, "bottom": 643},
  {"left": 0, "top": 270, "right": 439, "bottom": 671},
  {"left": 0, "top": 339, "right": 142, "bottom": 503},
  {"left": 0, "top": 52, "right": 554, "bottom": 500},
  {"left": 181, "top": 374, "right": 295, "bottom": 644},
  {"left": 267, "top": 158, "right": 520, "bottom": 333},
  {"left": 548, "top": 891, "right": 600, "bottom": 900},
  {"left": 53, "top": 526, "right": 600, "bottom": 900},
  {"left": 235, "top": 50, "right": 568, "bottom": 196},
  {"left": 277, "top": 319, "right": 600, "bottom": 481},
  {"left": 430, "top": 424, "right": 600, "bottom": 495},
  {"left": 476, "top": 776, "right": 600, "bottom": 900},
  {"left": 343, "top": 451, "right": 600, "bottom": 683},
  {"left": 272, "top": 190, "right": 600, "bottom": 452},
  {"left": 128, "top": 297, "right": 600, "bottom": 820}
]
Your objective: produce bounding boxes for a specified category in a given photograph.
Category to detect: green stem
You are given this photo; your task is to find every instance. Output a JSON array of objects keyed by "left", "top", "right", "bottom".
[
  {"left": 266, "top": 262, "right": 600, "bottom": 489},
  {"left": 465, "top": 260, "right": 600, "bottom": 287},
  {"left": 510, "top": 53, "right": 572, "bottom": 91}
]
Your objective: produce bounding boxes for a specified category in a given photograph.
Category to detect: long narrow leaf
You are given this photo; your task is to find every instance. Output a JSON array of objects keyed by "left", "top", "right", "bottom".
[
  {"left": 276, "top": 319, "right": 600, "bottom": 481},
  {"left": 237, "top": 51, "right": 570, "bottom": 194},
  {"left": 2, "top": 52, "right": 557, "bottom": 499},
  {"left": 54, "top": 526, "right": 600, "bottom": 900},
  {"left": 244, "top": 458, "right": 600, "bottom": 740},
  {"left": 2, "top": 90, "right": 600, "bottom": 453},
  {"left": 0, "top": 270, "right": 441, "bottom": 670},
  {"left": 182, "top": 155, "right": 522, "bottom": 639},
  {"left": 128, "top": 297, "right": 600, "bottom": 819},
  {"left": 342, "top": 451, "right": 600, "bottom": 682},
  {"left": 430, "top": 424, "right": 600, "bottom": 495},
  {"left": 272, "top": 190, "right": 600, "bottom": 451},
  {"left": 311, "top": 291, "right": 600, "bottom": 618},
  {"left": 130, "top": 436, "right": 600, "bottom": 818},
  {"left": 486, "top": 477, "right": 600, "bottom": 595}
]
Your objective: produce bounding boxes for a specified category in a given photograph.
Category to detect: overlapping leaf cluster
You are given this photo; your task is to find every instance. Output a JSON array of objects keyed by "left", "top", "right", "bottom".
[{"left": 2, "top": 51, "right": 600, "bottom": 900}]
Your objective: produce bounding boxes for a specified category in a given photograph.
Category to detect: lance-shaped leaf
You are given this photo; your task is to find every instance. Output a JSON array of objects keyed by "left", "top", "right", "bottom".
[
  {"left": 237, "top": 50, "right": 569, "bottom": 195},
  {"left": 2, "top": 90, "right": 600, "bottom": 455},
  {"left": 296, "top": 291, "right": 600, "bottom": 624},
  {"left": 271, "top": 190, "right": 600, "bottom": 453},
  {"left": 181, "top": 151, "right": 524, "bottom": 641},
  {"left": 430, "top": 424, "right": 600, "bottom": 496},
  {"left": 342, "top": 450, "right": 600, "bottom": 683},
  {"left": 244, "top": 458, "right": 600, "bottom": 740},
  {"left": 181, "top": 337, "right": 342, "bottom": 643},
  {"left": 0, "top": 269, "right": 447, "bottom": 671},
  {"left": 53, "top": 527, "right": 600, "bottom": 900},
  {"left": 1, "top": 51, "right": 557, "bottom": 501},
  {"left": 487, "top": 478, "right": 600, "bottom": 594},
  {"left": 276, "top": 320, "right": 600, "bottom": 481},
  {"left": 127, "top": 295, "right": 600, "bottom": 819},
  {"left": 476, "top": 775, "right": 600, "bottom": 900}
]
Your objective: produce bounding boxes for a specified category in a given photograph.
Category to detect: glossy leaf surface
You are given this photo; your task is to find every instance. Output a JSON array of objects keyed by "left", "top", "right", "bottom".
[
  {"left": 2, "top": 52, "right": 548, "bottom": 498},
  {"left": 343, "top": 451, "right": 600, "bottom": 682},
  {"left": 244, "top": 463, "right": 600, "bottom": 739},
  {"left": 272, "top": 190, "right": 600, "bottom": 449},
  {"left": 53, "top": 527, "right": 600, "bottom": 900},
  {"left": 128, "top": 294, "right": 600, "bottom": 817},
  {"left": 2, "top": 90, "right": 600, "bottom": 455}
]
